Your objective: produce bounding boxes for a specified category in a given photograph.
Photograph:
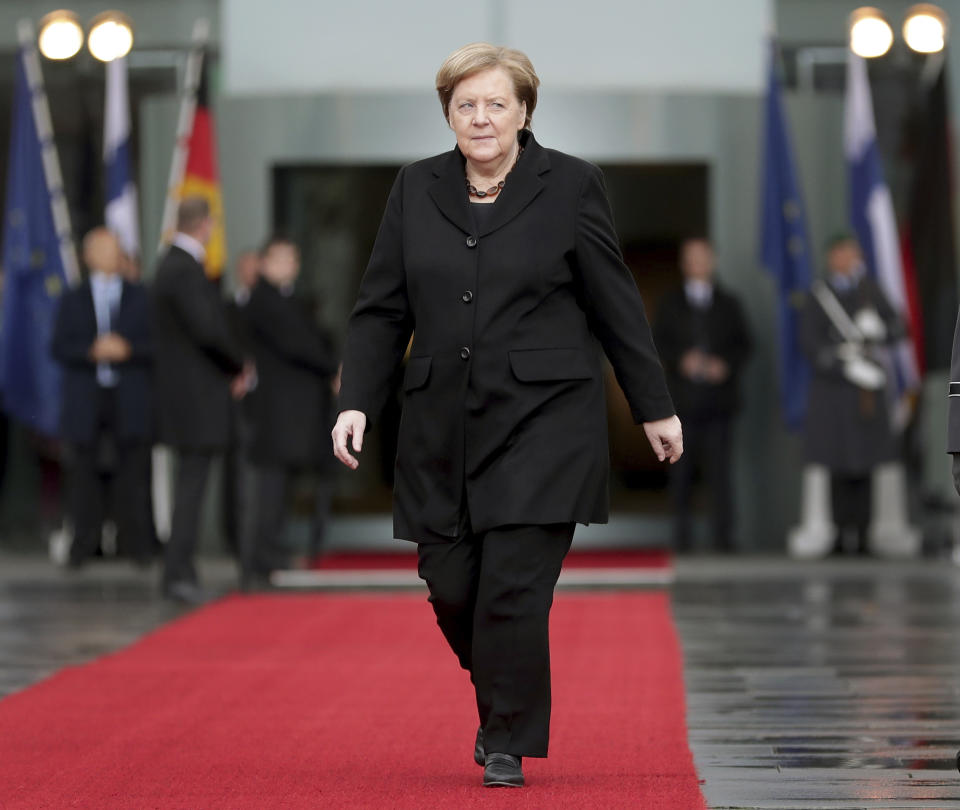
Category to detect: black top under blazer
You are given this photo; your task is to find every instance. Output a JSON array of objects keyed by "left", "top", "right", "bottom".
[
  {"left": 51, "top": 279, "right": 153, "bottom": 445},
  {"left": 339, "top": 131, "right": 675, "bottom": 542},
  {"left": 152, "top": 245, "right": 243, "bottom": 451}
]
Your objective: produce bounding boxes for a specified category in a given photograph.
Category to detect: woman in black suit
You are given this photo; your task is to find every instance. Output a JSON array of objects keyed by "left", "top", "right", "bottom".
[{"left": 332, "top": 43, "right": 683, "bottom": 788}]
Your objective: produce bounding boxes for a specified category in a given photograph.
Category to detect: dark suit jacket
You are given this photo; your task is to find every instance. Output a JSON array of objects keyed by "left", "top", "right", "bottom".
[
  {"left": 246, "top": 278, "right": 337, "bottom": 468},
  {"left": 800, "top": 274, "right": 900, "bottom": 474},
  {"left": 653, "top": 283, "right": 752, "bottom": 420},
  {"left": 50, "top": 278, "right": 153, "bottom": 445},
  {"left": 152, "top": 245, "right": 243, "bottom": 451},
  {"left": 339, "top": 130, "right": 674, "bottom": 541}
]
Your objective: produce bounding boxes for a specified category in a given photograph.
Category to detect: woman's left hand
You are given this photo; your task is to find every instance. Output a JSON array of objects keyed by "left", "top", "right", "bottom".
[{"left": 642, "top": 415, "right": 684, "bottom": 464}]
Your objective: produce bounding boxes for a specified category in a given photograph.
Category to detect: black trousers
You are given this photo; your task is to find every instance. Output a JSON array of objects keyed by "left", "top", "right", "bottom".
[
  {"left": 68, "top": 390, "right": 151, "bottom": 565},
  {"left": 668, "top": 415, "right": 734, "bottom": 551},
  {"left": 222, "top": 406, "right": 256, "bottom": 558},
  {"left": 164, "top": 450, "right": 213, "bottom": 586},
  {"left": 416, "top": 521, "right": 574, "bottom": 758},
  {"left": 247, "top": 464, "right": 335, "bottom": 578},
  {"left": 831, "top": 473, "right": 871, "bottom": 552}
]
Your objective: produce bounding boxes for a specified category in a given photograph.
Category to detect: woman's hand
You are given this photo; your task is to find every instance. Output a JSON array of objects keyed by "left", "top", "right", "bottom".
[
  {"left": 643, "top": 415, "right": 683, "bottom": 464},
  {"left": 332, "top": 410, "right": 367, "bottom": 470}
]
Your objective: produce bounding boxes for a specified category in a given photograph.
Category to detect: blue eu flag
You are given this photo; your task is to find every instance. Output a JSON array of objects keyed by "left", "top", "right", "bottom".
[
  {"left": 760, "top": 41, "right": 813, "bottom": 430},
  {"left": 0, "top": 48, "right": 73, "bottom": 437}
]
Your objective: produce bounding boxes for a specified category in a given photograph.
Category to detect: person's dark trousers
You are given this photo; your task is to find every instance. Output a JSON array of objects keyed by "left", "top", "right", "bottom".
[
  {"left": 831, "top": 473, "right": 871, "bottom": 553},
  {"left": 222, "top": 406, "right": 254, "bottom": 559},
  {"left": 668, "top": 415, "right": 734, "bottom": 552},
  {"left": 163, "top": 450, "right": 213, "bottom": 587},
  {"left": 110, "top": 442, "right": 153, "bottom": 564},
  {"left": 68, "top": 390, "right": 152, "bottom": 566},
  {"left": 416, "top": 521, "right": 575, "bottom": 758},
  {"left": 67, "top": 444, "right": 107, "bottom": 565},
  {"left": 245, "top": 464, "right": 292, "bottom": 581},
  {"left": 307, "top": 474, "right": 335, "bottom": 560}
]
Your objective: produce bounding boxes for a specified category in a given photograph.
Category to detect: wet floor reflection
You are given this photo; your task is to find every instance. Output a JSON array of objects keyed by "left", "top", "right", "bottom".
[{"left": 673, "top": 557, "right": 960, "bottom": 808}]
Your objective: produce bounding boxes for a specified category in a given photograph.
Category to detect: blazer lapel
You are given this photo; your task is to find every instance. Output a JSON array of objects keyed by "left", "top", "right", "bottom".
[
  {"left": 82, "top": 282, "right": 98, "bottom": 334},
  {"left": 114, "top": 280, "right": 131, "bottom": 331},
  {"left": 428, "top": 149, "right": 473, "bottom": 236},
  {"left": 427, "top": 132, "right": 552, "bottom": 237},
  {"left": 476, "top": 133, "right": 550, "bottom": 238}
]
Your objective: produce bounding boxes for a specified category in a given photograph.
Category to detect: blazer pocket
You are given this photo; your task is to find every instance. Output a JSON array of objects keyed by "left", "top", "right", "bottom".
[
  {"left": 509, "top": 348, "right": 594, "bottom": 382},
  {"left": 403, "top": 355, "right": 432, "bottom": 392}
]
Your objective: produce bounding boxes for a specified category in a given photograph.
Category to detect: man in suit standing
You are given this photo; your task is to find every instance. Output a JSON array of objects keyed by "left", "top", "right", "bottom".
[
  {"left": 51, "top": 227, "right": 154, "bottom": 568},
  {"left": 653, "top": 237, "right": 752, "bottom": 552},
  {"left": 244, "top": 237, "right": 337, "bottom": 588},
  {"left": 153, "top": 197, "right": 248, "bottom": 603}
]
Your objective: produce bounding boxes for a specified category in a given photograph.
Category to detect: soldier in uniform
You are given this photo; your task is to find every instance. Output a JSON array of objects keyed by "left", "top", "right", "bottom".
[{"left": 799, "top": 234, "right": 904, "bottom": 554}]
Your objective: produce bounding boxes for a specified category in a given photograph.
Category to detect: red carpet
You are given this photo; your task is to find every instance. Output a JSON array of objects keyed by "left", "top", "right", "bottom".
[
  {"left": 312, "top": 548, "right": 672, "bottom": 570},
  {"left": 0, "top": 592, "right": 705, "bottom": 809}
]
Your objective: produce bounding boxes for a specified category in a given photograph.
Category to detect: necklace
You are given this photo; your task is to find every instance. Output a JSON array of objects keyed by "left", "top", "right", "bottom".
[{"left": 465, "top": 146, "right": 524, "bottom": 198}]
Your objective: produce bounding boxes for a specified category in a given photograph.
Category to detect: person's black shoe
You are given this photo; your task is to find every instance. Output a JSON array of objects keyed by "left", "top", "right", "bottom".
[
  {"left": 474, "top": 727, "right": 484, "bottom": 766},
  {"left": 163, "top": 580, "right": 207, "bottom": 605},
  {"left": 483, "top": 753, "right": 524, "bottom": 788}
]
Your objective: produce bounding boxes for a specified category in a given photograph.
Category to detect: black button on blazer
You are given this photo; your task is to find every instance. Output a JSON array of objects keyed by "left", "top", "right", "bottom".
[{"left": 340, "top": 131, "right": 674, "bottom": 542}]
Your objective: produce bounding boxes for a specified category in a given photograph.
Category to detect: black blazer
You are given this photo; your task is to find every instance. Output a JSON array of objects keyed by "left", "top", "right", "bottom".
[
  {"left": 50, "top": 278, "right": 153, "bottom": 445},
  {"left": 246, "top": 278, "right": 337, "bottom": 468},
  {"left": 339, "top": 131, "right": 674, "bottom": 541},
  {"left": 653, "top": 283, "right": 752, "bottom": 420},
  {"left": 152, "top": 245, "right": 243, "bottom": 451}
]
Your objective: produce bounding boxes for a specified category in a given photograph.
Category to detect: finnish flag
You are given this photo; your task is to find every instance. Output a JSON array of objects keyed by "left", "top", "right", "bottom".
[
  {"left": 844, "top": 51, "right": 920, "bottom": 396},
  {"left": 104, "top": 56, "right": 139, "bottom": 258}
]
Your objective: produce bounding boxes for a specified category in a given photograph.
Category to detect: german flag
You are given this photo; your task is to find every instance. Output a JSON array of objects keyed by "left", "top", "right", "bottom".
[{"left": 179, "top": 60, "right": 226, "bottom": 279}]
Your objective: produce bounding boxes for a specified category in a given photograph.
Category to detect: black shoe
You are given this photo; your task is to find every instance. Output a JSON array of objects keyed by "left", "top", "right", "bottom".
[
  {"left": 163, "top": 580, "right": 208, "bottom": 605},
  {"left": 474, "top": 727, "right": 484, "bottom": 766},
  {"left": 483, "top": 753, "right": 524, "bottom": 788}
]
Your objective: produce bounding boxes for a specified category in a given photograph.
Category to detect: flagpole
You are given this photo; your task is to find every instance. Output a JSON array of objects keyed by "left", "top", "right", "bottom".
[
  {"left": 15, "top": 20, "right": 79, "bottom": 286},
  {"left": 157, "top": 18, "right": 209, "bottom": 253}
]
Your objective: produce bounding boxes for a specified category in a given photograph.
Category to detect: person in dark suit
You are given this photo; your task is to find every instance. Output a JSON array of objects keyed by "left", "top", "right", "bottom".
[
  {"left": 153, "top": 197, "right": 248, "bottom": 603},
  {"left": 332, "top": 43, "right": 682, "bottom": 788},
  {"left": 653, "top": 237, "right": 752, "bottom": 552},
  {"left": 243, "top": 236, "right": 337, "bottom": 588},
  {"left": 800, "top": 234, "right": 903, "bottom": 553},
  {"left": 51, "top": 227, "right": 154, "bottom": 568}
]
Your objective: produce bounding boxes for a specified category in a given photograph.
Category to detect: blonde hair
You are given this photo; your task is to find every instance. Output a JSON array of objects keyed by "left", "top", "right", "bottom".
[{"left": 435, "top": 43, "right": 539, "bottom": 129}]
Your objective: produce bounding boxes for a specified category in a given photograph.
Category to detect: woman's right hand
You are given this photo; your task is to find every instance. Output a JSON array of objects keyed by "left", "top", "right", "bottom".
[{"left": 332, "top": 410, "right": 367, "bottom": 470}]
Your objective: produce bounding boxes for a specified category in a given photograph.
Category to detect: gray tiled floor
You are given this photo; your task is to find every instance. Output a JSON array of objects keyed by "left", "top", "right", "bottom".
[
  {"left": 2, "top": 551, "right": 960, "bottom": 808},
  {"left": 674, "top": 556, "right": 960, "bottom": 809}
]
